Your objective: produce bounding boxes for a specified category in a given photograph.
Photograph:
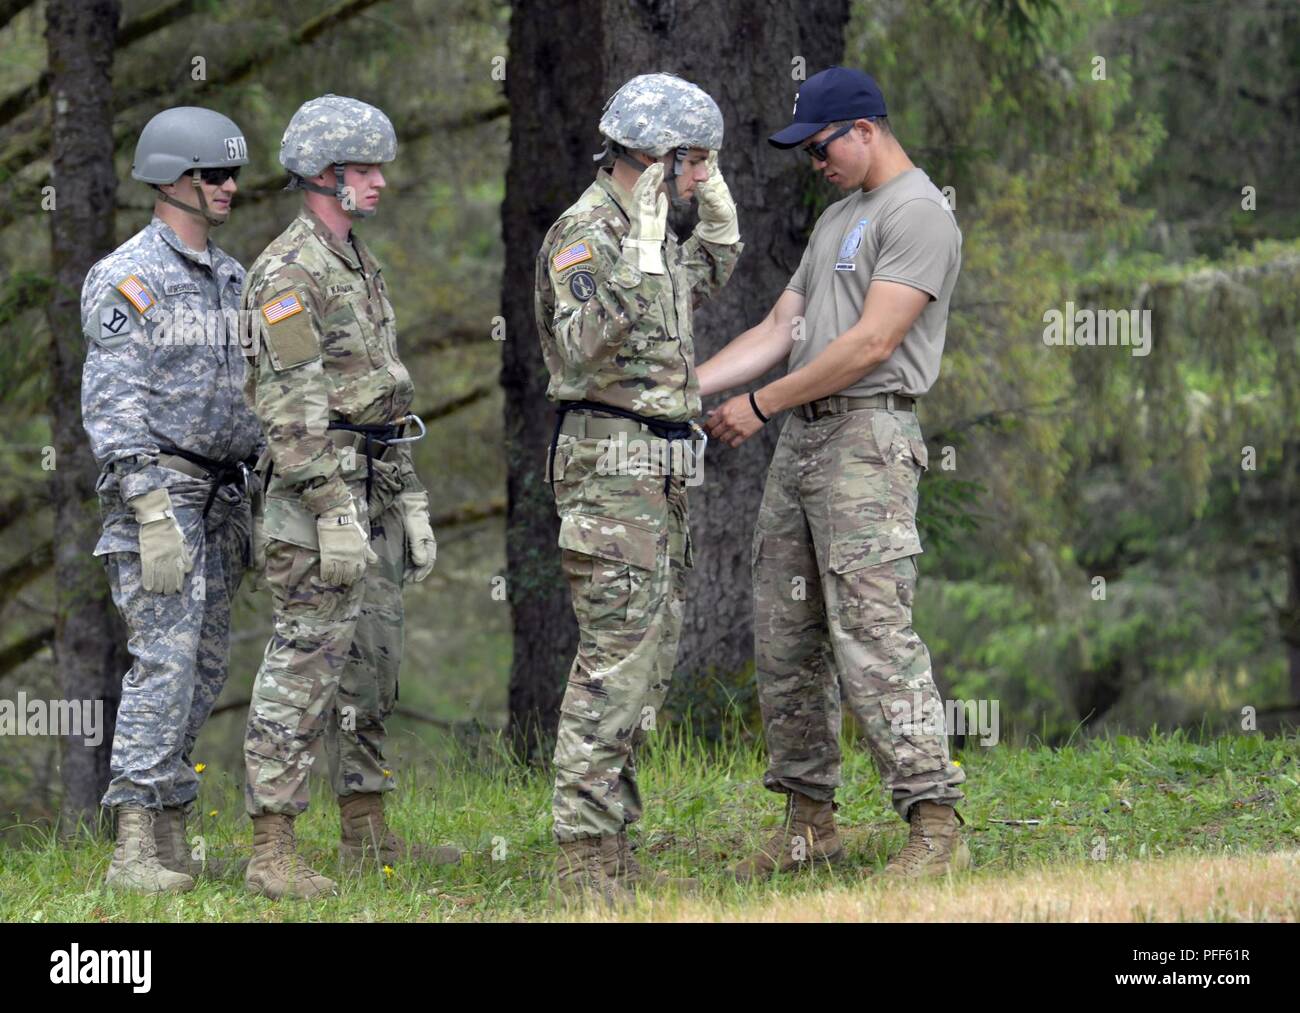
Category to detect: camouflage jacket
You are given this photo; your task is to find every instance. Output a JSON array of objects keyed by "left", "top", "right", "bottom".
[
  {"left": 534, "top": 168, "right": 743, "bottom": 421},
  {"left": 242, "top": 207, "right": 421, "bottom": 527},
  {"left": 80, "top": 216, "right": 263, "bottom": 505}
]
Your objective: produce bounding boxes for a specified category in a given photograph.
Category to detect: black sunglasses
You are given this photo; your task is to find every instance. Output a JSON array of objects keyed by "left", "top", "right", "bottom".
[
  {"left": 198, "top": 166, "right": 241, "bottom": 186},
  {"left": 803, "top": 123, "right": 854, "bottom": 162}
]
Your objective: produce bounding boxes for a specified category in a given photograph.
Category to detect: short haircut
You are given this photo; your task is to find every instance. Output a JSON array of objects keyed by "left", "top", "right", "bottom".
[{"left": 835, "top": 116, "right": 891, "bottom": 136}]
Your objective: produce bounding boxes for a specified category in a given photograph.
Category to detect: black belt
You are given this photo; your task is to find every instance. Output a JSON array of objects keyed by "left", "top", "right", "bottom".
[
  {"left": 326, "top": 415, "right": 427, "bottom": 502},
  {"left": 156, "top": 444, "right": 257, "bottom": 517},
  {"left": 547, "top": 400, "right": 697, "bottom": 493}
]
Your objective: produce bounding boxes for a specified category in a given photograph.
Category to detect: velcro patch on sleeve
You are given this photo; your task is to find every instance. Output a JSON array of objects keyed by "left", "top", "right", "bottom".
[
  {"left": 115, "top": 275, "right": 155, "bottom": 314},
  {"left": 259, "top": 289, "right": 318, "bottom": 370},
  {"left": 552, "top": 240, "right": 593, "bottom": 272}
]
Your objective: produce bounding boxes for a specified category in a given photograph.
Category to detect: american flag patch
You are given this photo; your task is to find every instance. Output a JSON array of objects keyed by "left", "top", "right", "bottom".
[
  {"left": 552, "top": 240, "right": 592, "bottom": 272},
  {"left": 261, "top": 292, "right": 304, "bottom": 325},
  {"left": 116, "top": 275, "right": 154, "bottom": 314}
]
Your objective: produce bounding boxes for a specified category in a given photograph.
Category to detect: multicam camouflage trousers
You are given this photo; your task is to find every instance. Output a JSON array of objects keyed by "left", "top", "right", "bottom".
[
  {"left": 753, "top": 407, "right": 966, "bottom": 819},
  {"left": 243, "top": 489, "right": 406, "bottom": 817},
  {"left": 99, "top": 474, "right": 251, "bottom": 810},
  {"left": 549, "top": 431, "right": 691, "bottom": 842}
]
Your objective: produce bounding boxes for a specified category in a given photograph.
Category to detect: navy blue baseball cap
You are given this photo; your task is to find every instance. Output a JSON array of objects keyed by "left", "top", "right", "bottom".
[{"left": 768, "top": 66, "right": 888, "bottom": 149}]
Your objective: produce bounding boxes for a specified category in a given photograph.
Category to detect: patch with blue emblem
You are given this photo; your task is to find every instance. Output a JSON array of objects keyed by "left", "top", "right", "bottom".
[
  {"left": 568, "top": 270, "right": 596, "bottom": 302},
  {"left": 836, "top": 217, "right": 869, "bottom": 272}
]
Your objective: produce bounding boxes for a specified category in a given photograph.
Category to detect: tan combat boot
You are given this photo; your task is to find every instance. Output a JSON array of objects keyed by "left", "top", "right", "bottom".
[
  {"left": 245, "top": 813, "right": 337, "bottom": 900},
  {"left": 338, "top": 793, "right": 462, "bottom": 871},
  {"left": 554, "top": 836, "right": 633, "bottom": 909},
  {"left": 602, "top": 830, "right": 698, "bottom": 892},
  {"left": 152, "top": 806, "right": 201, "bottom": 877},
  {"left": 882, "top": 801, "right": 970, "bottom": 878},
  {"left": 105, "top": 806, "right": 195, "bottom": 894},
  {"left": 732, "top": 790, "right": 844, "bottom": 882},
  {"left": 154, "top": 806, "right": 247, "bottom": 879}
]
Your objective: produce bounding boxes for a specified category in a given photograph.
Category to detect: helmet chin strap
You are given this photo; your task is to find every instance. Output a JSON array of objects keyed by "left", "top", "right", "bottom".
[
  {"left": 291, "top": 164, "right": 375, "bottom": 218},
  {"left": 613, "top": 145, "right": 691, "bottom": 206},
  {"left": 156, "top": 170, "right": 228, "bottom": 227}
]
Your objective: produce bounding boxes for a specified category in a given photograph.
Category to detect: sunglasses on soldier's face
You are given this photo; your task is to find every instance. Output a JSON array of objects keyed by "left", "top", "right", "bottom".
[
  {"left": 198, "top": 166, "right": 240, "bottom": 186},
  {"left": 803, "top": 123, "right": 854, "bottom": 162}
]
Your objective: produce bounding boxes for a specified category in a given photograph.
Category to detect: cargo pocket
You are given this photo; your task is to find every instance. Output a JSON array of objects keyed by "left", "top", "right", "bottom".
[
  {"left": 876, "top": 687, "right": 948, "bottom": 778},
  {"left": 263, "top": 494, "right": 320, "bottom": 550},
  {"left": 558, "top": 512, "right": 662, "bottom": 629},
  {"left": 828, "top": 528, "right": 920, "bottom": 635},
  {"left": 248, "top": 669, "right": 315, "bottom": 754},
  {"left": 907, "top": 437, "right": 929, "bottom": 473}
]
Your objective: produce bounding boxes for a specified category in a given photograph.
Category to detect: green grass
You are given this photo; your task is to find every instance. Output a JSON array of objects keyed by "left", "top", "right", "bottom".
[{"left": 2, "top": 726, "right": 1298, "bottom": 922}]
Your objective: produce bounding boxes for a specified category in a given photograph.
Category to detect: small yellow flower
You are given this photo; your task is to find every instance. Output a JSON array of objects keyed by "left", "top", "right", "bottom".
[
  {"left": 953, "top": 760, "right": 962, "bottom": 767},
  {"left": 382, "top": 864, "right": 394, "bottom": 879},
  {"left": 208, "top": 809, "right": 218, "bottom": 818},
  {"left": 382, "top": 769, "right": 392, "bottom": 778},
  {"left": 194, "top": 762, "right": 207, "bottom": 774}
]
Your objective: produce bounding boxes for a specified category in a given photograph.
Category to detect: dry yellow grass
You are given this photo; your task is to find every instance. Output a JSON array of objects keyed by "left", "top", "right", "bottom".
[{"left": 574, "top": 850, "right": 1300, "bottom": 922}]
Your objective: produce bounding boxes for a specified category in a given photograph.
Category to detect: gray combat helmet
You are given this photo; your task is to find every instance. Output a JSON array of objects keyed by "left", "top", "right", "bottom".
[
  {"left": 132, "top": 106, "right": 248, "bottom": 226},
  {"left": 279, "top": 94, "right": 396, "bottom": 217},
  {"left": 597, "top": 73, "right": 722, "bottom": 199}
]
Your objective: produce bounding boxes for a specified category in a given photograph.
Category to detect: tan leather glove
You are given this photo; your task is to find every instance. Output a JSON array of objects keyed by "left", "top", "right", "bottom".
[
  {"left": 316, "top": 499, "right": 376, "bottom": 587},
  {"left": 129, "top": 487, "right": 193, "bottom": 594},
  {"left": 623, "top": 161, "right": 667, "bottom": 274},
  {"left": 399, "top": 492, "right": 437, "bottom": 583},
  {"left": 694, "top": 151, "right": 740, "bottom": 245}
]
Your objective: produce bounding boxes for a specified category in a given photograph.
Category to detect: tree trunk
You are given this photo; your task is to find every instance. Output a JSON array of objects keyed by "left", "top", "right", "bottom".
[
  {"left": 45, "top": 0, "right": 127, "bottom": 833},
  {"left": 502, "top": 0, "right": 850, "bottom": 761}
]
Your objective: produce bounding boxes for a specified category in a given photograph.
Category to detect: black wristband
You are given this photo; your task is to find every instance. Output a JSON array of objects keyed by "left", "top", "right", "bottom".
[{"left": 749, "top": 390, "right": 770, "bottom": 425}]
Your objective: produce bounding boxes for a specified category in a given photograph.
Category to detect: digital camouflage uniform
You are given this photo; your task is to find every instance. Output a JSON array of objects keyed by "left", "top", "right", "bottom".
[
  {"left": 82, "top": 216, "right": 262, "bottom": 811},
  {"left": 537, "top": 166, "right": 742, "bottom": 842},
  {"left": 241, "top": 205, "right": 422, "bottom": 817}
]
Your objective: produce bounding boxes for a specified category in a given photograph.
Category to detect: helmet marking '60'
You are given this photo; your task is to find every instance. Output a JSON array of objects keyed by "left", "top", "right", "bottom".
[{"left": 131, "top": 106, "right": 248, "bottom": 184}]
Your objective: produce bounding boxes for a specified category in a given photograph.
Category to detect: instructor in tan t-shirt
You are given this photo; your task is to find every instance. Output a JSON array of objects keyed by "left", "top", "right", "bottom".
[{"left": 698, "top": 66, "right": 969, "bottom": 881}]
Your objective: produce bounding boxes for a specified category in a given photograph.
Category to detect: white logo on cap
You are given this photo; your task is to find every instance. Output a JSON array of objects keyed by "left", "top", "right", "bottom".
[{"left": 792, "top": 93, "right": 799, "bottom": 117}]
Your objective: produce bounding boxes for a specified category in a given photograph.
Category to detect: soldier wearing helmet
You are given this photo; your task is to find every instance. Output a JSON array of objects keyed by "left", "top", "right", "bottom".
[
  {"left": 239, "top": 95, "right": 459, "bottom": 900},
  {"left": 80, "top": 106, "right": 263, "bottom": 894},
  {"left": 534, "top": 72, "right": 744, "bottom": 904}
]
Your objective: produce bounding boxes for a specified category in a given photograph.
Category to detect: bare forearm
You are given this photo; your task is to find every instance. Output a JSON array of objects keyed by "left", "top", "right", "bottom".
[
  {"left": 698, "top": 319, "right": 792, "bottom": 398},
  {"left": 755, "top": 327, "right": 889, "bottom": 415}
]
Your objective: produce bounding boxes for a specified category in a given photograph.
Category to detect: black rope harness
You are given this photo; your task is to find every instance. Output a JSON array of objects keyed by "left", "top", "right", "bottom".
[{"left": 547, "top": 400, "right": 697, "bottom": 494}]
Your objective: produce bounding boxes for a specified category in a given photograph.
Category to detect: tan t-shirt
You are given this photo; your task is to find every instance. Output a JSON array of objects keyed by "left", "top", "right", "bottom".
[{"left": 786, "top": 168, "right": 961, "bottom": 398}]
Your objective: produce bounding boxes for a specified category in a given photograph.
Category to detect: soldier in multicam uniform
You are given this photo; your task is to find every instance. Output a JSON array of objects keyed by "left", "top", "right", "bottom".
[
  {"left": 700, "top": 67, "right": 969, "bottom": 879},
  {"left": 81, "top": 106, "right": 262, "bottom": 893},
  {"left": 240, "top": 95, "right": 460, "bottom": 900},
  {"left": 535, "top": 73, "right": 743, "bottom": 904}
]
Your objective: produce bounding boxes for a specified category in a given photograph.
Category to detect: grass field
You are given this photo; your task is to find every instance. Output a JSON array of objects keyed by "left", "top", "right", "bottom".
[{"left": 3, "top": 727, "right": 1297, "bottom": 922}]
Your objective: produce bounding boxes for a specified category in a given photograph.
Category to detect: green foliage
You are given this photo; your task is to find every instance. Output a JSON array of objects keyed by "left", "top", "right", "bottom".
[{"left": 2, "top": 727, "right": 1296, "bottom": 920}]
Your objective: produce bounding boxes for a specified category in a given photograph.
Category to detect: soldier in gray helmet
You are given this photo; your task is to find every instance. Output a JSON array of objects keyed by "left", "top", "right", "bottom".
[
  {"left": 535, "top": 72, "right": 743, "bottom": 905},
  {"left": 240, "top": 94, "right": 459, "bottom": 900},
  {"left": 81, "top": 106, "right": 263, "bottom": 893}
]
